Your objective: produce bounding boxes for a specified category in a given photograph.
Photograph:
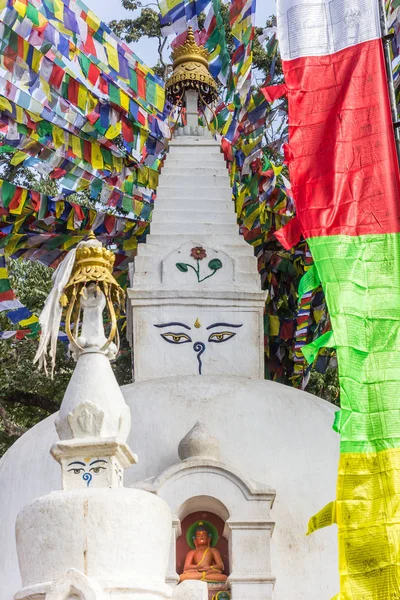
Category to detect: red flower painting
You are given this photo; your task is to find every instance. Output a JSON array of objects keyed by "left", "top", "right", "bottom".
[{"left": 190, "top": 247, "right": 207, "bottom": 260}]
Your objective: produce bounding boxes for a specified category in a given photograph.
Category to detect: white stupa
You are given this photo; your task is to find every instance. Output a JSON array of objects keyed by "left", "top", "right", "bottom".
[{"left": 0, "top": 34, "right": 340, "bottom": 600}]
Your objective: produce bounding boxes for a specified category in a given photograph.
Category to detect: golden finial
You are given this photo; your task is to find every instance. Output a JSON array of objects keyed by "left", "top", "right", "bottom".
[
  {"left": 194, "top": 318, "right": 201, "bottom": 329},
  {"left": 165, "top": 25, "right": 218, "bottom": 106},
  {"left": 61, "top": 236, "right": 125, "bottom": 355}
]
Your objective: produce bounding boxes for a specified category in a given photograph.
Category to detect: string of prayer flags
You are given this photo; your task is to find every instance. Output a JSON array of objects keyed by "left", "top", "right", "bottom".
[
  {"left": 0, "top": 0, "right": 169, "bottom": 214},
  {"left": 229, "top": 0, "right": 256, "bottom": 99},
  {"left": 201, "top": 0, "right": 231, "bottom": 85},
  {"left": 276, "top": 0, "right": 400, "bottom": 597}
]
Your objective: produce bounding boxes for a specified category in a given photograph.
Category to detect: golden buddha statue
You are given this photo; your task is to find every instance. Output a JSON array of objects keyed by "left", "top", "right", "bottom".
[{"left": 180, "top": 521, "right": 228, "bottom": 583}]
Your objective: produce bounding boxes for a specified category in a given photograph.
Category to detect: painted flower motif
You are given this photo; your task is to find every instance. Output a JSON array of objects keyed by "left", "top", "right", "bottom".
[{"left": 191, "top": 247, "right": 207, "bottom": 260}]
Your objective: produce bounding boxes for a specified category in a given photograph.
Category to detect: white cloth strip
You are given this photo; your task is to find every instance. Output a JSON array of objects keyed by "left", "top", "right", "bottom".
[{"left": 277, "top": 0, "right": 381, "bottom": 61}]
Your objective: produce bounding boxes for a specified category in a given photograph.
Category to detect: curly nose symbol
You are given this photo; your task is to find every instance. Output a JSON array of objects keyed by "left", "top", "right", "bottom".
[{"left": 193, "top": 342, "right": 206, "bottom": 375}]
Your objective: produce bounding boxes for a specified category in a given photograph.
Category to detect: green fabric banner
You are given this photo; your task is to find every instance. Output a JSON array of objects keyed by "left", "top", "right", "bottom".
[{"left": 309, "top": 233, "right": 400, "bottom": 453}]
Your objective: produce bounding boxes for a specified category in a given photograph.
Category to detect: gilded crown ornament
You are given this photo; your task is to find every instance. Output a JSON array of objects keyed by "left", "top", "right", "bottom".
[
  {"left": 61, "top": 231, "right": 124, "bottom": 356},
  {"left": 34, "top": 231, "right": 125, "bottom": 377},
  {"left": 166, "top": 26, "right": 218, "bottom": 106}
]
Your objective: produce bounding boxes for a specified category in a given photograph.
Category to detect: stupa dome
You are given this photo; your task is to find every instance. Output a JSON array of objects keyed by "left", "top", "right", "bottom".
[{"left": 0, "top": 375, "right": 339, "bottom": 600}]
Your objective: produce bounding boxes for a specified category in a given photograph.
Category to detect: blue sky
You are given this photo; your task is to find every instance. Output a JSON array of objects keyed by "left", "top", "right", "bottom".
[{"left": 83, "top": 0, "right": 276, "bottom": 67}]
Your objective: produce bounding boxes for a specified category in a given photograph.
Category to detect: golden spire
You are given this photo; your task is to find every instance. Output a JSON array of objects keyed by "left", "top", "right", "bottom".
[{"left": 165, "top": 26, "right": 218, "bottom": 106}]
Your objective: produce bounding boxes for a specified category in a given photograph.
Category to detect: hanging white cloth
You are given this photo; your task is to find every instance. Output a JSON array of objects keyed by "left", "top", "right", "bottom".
[{"left": 33, "top": 249, "right": 77, "bottom": 378}]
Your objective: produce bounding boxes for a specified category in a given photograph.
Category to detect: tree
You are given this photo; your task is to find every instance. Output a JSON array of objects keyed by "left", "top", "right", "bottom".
[{"left": 307, "top": 368, "right": 340, "bottom": 407}]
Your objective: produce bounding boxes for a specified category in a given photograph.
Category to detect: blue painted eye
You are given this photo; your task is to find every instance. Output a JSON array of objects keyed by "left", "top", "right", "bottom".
[
  {"left": 161, "top": 332, "right": 192, "bottom": 344},
  {"left": 90, "top": 467, "right": 106, "bottom": 474},
  {"left": 68, "top": 468, "right": 85, "bottom": 475},
  {"left": 208, "top": 332, "right": 236, "bottom": 343}
]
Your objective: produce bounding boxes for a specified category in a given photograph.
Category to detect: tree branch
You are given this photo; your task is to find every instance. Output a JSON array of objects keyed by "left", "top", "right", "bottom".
[
  {"left": 0, "top": 402, "right": 27, "bottom": 438},
  {"left": 1, "top": 392, "right": 60, "bottom": 414}
]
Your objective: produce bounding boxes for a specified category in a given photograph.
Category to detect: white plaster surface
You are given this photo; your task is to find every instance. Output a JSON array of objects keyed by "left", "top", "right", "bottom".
[
  {"left": 0, "top": 375, "right": 340, "bottom": 600},
  {"left": 128, "top": 137, "right": 267, "bottom": 382},
  {"left": 56, "top": 351, "right": 131, "bottom": 442},
  {"left": 172, "top": 580, "right": 208, "bottom": 600},
  {"left": 15, "top": 488, "right": 172, "bottom": 599}
]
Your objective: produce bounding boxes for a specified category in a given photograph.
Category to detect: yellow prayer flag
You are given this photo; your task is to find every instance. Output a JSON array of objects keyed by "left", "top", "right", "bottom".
[
  {"left": 155, "top": 86, "right": 165, "bottom": 112},
  {"left": 15, "top": 105, "right": 24, "bottom": 123},
  {"left": 77, "top": 85, "right": 88, "bottom": 111},
  {"left": 26, "top": 111, "right": 41, "bottom": 123},
  {"left": 0, "top": 97, "right": 12, "bottom": 113},
  {"left": 91, "top": 145, "right": 104, "bottom": 170},
  {"left": 56, "top": 201, "right": 65, "bottom": 218},
  {"left": 52, "top": 126, "right": 65, "bottom": 148},
  {"left": 235, "top": 188, "right": 246, "bottom": 219},
  {"left": 139, "top": 128, "right": 148, "bottom": 150},
  {"left": 86, "top": 10, "right": 100, "bottom": 31},
  {"left": 63, "top": 236, "right": 82, "bottom": 250},
  {"left": 120, "top": 91, "right": 130, "bottom": 112},
  {"left": 13, "top": 214, "right": 27, "bottom": 233},
  {"left": 113, "top": 156, "right": 122, "bottom": 173},
  {"left": 71, "top": 135, "right": 83, "bottom": 159},
  {"left": 5, "top": 234, "right": 23, "bottom": 256},
  {"left": 123, "top": 236, "right": 138, "bottom": 252},
  {"left": 269, "top": 315, "right": 280, "bottom": 337},
  {"left": 149, "top": 169, "right": 159, "bottom": 190},
  {"left": 53, "top": 0, "right": 64, "bottom": 20},
  {"left": 243, "top": 207, "right": 259, "bottom": 230},
  {"left": 66, "top": 210, "right": 75, "bottom": 231},
  {"left": 13, "top": 0, "right": 26, "bottom": 16},
  {"left": 0, "top": 267, "right": 8, "bottom": 279},
  {"left": 31, "top": 49, "right": 42, "bottom": 73},
  {"left": 20, "top": 315, "right": 39, "bottom": 328},
  {"left": 159, "top": 0, "right": 183, "bottom": 12},
  {"left": 133, "top": 200, "right": 142, "bottom": 216},
  {"left": 105, "top": 122, "right": 122, "bottom": 140},
  {"left": 88, "top": 209, "right": 97, "bottom": 228},
  {"left": 105, "top": 43, "right": 119, "bottom": 72},
  {"left": 307, "top": 502, "right": 336, "bottom": 535},
  {"left": 10, "top": 152, "right": 27, "bottom": 167},
  {"left": 87, "top": 93, "right": 97, "bottom": 115}
]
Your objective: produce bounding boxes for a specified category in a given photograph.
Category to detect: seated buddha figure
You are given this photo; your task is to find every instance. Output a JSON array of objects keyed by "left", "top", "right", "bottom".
[{"left": 180, "top": 521, "right": 228, "bottom": 583}]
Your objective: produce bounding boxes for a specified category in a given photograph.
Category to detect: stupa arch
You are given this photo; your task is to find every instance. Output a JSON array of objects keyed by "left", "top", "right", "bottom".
[{"left": 135, "top": 454, "right": 276, "bottom": 599}]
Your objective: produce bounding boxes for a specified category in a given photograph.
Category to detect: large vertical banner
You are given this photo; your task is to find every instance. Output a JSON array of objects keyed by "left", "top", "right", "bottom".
[{"left": 275, "top": 0, "right": 400, "bottom": 597}]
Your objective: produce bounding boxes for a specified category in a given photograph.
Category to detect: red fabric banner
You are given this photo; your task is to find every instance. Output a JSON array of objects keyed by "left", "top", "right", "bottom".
[{"left": 283, "top": 39, "right": 400, "bottom": 239}]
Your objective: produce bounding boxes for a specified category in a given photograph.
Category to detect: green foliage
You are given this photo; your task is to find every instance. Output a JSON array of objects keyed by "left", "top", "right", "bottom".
[{"left": 307, "top": 367, "right": 340, "bottom": 406}]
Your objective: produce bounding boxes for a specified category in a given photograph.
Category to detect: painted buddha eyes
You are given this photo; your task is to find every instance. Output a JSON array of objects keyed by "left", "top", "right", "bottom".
[
  {"left": 67, "top": 459, "right": 108, "bottom": 487},
  {"left": 161, "top": 332, "right": 192, "bottom": 344},
  {"left": 208, "top": 331, "right": 236, "bottom": 343},
  {"left": 161, "top": 331, "right": 236, "bottom": 344},
  {"left": 155, "top": 321, "right": 243, "bottom": 375}
]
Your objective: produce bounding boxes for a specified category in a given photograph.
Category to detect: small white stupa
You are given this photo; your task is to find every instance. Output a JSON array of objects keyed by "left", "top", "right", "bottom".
[
  {"left": 0, "top": 31, "right": 340, "bottom": 600},
  {"left": 13, "top": 235, "right": 173, "bottom": 600}
]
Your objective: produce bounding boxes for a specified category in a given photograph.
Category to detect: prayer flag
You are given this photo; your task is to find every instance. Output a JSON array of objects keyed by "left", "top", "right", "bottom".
[{"left": 275, "top": 0, "right": 400, "bottom": 597}]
